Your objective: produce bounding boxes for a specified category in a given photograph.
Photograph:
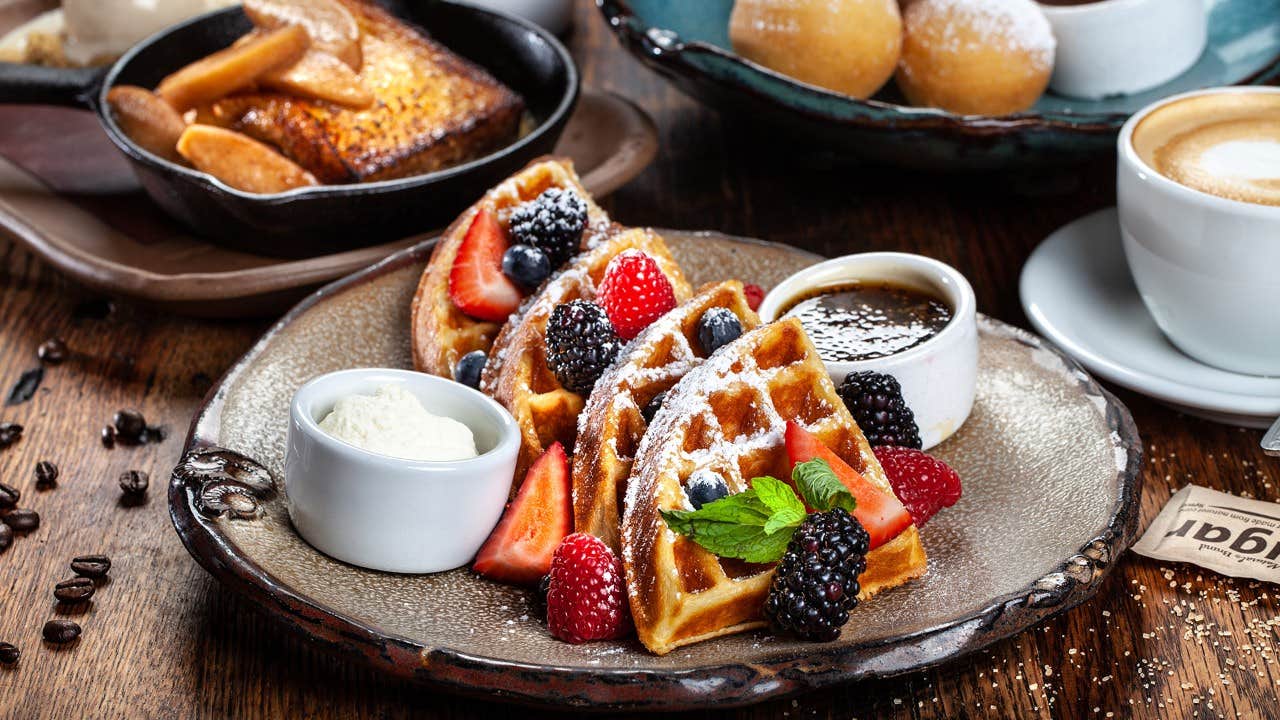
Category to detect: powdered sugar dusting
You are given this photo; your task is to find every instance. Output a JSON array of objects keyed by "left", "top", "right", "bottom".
[{"left": 907, "top": 0, "right": 1055, "bottom": 67}]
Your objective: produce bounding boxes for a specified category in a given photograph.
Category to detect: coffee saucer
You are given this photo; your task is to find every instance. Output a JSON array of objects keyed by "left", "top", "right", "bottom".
[{"left": 1020, "top": 208, "right": 1280, "bottom": 428}]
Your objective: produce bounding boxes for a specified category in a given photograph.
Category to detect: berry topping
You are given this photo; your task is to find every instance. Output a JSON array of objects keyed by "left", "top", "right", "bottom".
[
  {"left": 836, "top": 371, "right": 922, "bottom": 449},
  {"left": 763, "top": 508, "right": 869, "bottom": 641},
  {"left": 473, "top": 442, "right": 572, "bottom": 585},
  {"left": 546, "top": 533, "right": 632, "bottom": 643},
  {"left": 448, "top": 208, "right": 521, "bottom": 322},
  {"left": 784, "top": 421, "right": 913, "bottom": 549},
  {"left": 453, "top": 350, "right": 487, "bottom": 389},
  {"left": 743, "top": 283, "right": 765, "bottom": 312},
  {"left": 685, "top": 469, "right": 729, "bottom": 510},
  {"left": 501, "top": 244, "right": 551, "bottom": 291},
  {"left": 872, "top": 445, "right": 962, "bottom": 527},
  {"left": 545, "top": 300, "right": 623, "bottom": 395},
  {"left": 640, "top": 390, "right": 666, "bottom": 425},
  {"left": 696, "top": 307, "right": 743, "bottom": 355},
  {"left": 509, "top": 188, "right": 588, "bottom": 267},
  {"left": 596, "top": 250, "right": 679, "bottom": 341}
]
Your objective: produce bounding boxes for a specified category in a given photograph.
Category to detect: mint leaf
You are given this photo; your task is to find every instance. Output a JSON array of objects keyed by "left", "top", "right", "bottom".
[
  {"left": 660, "top": 476, "right": 806, "bottom": 563},
  {"left": 792, "top": 458, "right": 856, "bottom": 512}
]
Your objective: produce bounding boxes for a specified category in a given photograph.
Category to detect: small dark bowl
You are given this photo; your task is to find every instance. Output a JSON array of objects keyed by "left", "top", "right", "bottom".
[{"left": 0, "top": 0, "right": 578, "bottom": 258}]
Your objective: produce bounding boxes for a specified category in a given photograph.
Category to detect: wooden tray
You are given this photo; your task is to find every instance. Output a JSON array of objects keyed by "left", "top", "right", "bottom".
[{"left": 0, "top": 89, "right": 656, "bottom": 317}]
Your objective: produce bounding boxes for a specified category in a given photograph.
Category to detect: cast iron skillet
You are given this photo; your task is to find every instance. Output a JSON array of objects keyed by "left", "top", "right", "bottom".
[{"left": 0, "top": 0, "right": 578, "bottom": 258}]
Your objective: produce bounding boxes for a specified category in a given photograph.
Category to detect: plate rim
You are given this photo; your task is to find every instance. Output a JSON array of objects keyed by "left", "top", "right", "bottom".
[{"left": 169, "top": 231, "right": 1143, "bottom": 711}]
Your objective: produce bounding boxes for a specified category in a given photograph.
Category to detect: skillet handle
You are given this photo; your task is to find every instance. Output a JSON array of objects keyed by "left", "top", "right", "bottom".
[{"left": 0, "top": 62, "right": 103, "bottom": 108}]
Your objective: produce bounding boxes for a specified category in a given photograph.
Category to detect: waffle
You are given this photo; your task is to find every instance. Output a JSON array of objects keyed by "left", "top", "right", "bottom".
[
  {"left": 572, "top": 281, "right": 760, "bottom": 553},
  {"left": 410, "top": 158, "right": 613, "bottom": 379},
  {"left": 621, "top": 318, "right": 928, "bottom": 655},
  {"left": 483, "top": 228, "right": 691, "bottom": 489}
]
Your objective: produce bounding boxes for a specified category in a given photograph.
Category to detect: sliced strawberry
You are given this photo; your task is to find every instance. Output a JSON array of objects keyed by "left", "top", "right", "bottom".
[
  {"left": 449, "top": 208, "right": 522, "bottom": 322},
  {"left": 473, "top": 442, "right": 571, "bottom": 584},
  {"left": 784, "top": 421, "right": 914, "bottom": 549}
]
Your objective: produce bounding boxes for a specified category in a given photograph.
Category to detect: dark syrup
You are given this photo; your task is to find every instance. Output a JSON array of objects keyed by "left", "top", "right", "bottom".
[{"left": 781, "top": 282, "right": 952, "bottom": 362}]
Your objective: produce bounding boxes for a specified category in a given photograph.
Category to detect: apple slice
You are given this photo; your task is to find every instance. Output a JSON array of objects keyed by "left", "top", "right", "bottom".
[
  {"left": 157, "top": 25, "right": 309, "bottom": 111},
  {"left": 261, "top": 50, "right": 374, "bottom": 109},
  {"left": 176, "top": 125, "right": 318, "bottom": 194},
  {"left": 106, "top": 86, "right": 187, "bottom": 163},
  {"left": 244, "top": 0, "right": 363, "bottom": 71}
]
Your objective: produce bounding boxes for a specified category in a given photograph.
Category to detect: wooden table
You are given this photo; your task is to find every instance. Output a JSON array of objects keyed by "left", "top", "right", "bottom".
[{"left": 1, "top": 3, "right": 1276, "bottom": 718}]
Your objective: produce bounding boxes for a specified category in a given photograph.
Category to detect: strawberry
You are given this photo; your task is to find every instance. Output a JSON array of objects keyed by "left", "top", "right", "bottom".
[
  {"left": 784, "top": 421, "right": 914, "bottom": 549},
  {"left": 596, "top": 250, "right": 678, "bottom": 341},
  {"left": 546, "top": 533, "right": 631, "bottom": 643},
  {"left": 449, "top": 208, "right": 522, "bottom": 322},
  {"left": 873, "top": 445, "right": 962, "bottom": 528},
  {"left": 743, "top": 283, "right": 765, "bottom": 312},
  {"left": 473, "top": 442, "right": 571, "bottom": 584}
]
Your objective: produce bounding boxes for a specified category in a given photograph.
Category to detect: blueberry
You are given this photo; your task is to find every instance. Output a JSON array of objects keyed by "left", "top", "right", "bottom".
[
  {"left": 641, "top": 391, "right": 667, "bottom": 425},
  {"left": 501, "top": 244, "right": 551, "bottom": 291},
  {"left": 696, "top": 308, "right": 743, "bottom": 355},
  {"left": 686, "top": 470, "right": 729, "bottom": 510},
  {"left": 454, "top": 350, "right": 487, "bottom": 389}
]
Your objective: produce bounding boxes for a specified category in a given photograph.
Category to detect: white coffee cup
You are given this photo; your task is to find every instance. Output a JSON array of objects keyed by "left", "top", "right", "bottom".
[{"left": 1116, "top": 86, "right": 1280, "bottom": 377}]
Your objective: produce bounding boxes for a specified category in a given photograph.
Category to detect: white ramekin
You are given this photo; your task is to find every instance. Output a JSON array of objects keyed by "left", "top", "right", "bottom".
[
  {"left": 285, "top": 368, "right": 519, "bottom": 573},
  {"left": 1039, "top": 0, "right": 1206, "bottom": 100},
  {"left": 759, "top": 253, "right": 978, "bottom": 450}
]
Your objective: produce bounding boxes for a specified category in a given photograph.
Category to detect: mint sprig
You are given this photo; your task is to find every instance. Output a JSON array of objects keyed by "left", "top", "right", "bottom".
[{"left": 660, "top": 459, "right": 855, "bottom": 564}]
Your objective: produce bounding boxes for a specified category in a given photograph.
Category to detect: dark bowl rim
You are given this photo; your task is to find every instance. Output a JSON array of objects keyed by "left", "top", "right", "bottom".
[
  {"left": 168, "top": 230, "right": 1144, "bottom": 711},
  {"left": 596, "top": 0, "right": 1280, "bottom": 135},
  {"left": 97, "top": 0, "right": 581, "bottom": 204}
]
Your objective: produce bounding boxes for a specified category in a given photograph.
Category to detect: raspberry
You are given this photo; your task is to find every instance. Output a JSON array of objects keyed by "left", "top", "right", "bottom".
[
  {"left": 508, "top": 188, "right": 588, "bottom": 267},
  {"left": 763, "top": 509, "right": 869, "bottom": 642},
  {"left": 872, "top": 445, "right": 962, "bottom": 527},
  {"left": 596, "top": 250, "right": 678, "bottom": 341},
  {"left": 742, "top": 283, "right": 765, "bottom": 312},
  {"left": 837, "top": 371, "right": 921, "bottom": 449},
  {"left": 546, "top": 533, "right": 632, "bottom": 643},
  {"left": 545, "top": 301, "right": 623, "bottom": 395}
]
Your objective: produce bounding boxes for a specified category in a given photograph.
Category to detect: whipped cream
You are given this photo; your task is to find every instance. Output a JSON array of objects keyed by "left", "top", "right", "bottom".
[{"left": 318, "top": 384, "right": 478, "bottom": 462}]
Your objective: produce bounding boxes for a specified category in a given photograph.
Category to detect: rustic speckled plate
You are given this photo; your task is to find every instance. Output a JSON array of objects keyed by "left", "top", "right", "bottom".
[{"left": 169, "top": 232, "right": 1142, "bottom": 711}]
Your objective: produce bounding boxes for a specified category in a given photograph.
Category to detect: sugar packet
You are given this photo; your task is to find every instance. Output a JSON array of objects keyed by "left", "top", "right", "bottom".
[{"left": 1132, "top": 484, "right": 1280, "bottom": 582}]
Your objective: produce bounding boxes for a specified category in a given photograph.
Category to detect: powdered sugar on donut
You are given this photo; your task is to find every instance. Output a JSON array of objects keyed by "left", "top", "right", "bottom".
[{"left": 907, "top": 0, "right": 1056, "bottom": 68}]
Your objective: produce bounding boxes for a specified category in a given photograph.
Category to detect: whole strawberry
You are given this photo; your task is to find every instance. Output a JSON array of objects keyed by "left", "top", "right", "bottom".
[
  {"left": 873, "top": 445, "right": 962, "bottom": 527},
  {"left": 546, "top": 533, "right": 632, "bottom": 643},
  {"left": 596, "top": 250, "right": 678, "bottom": 341},
  {"left": 742, "top": 283, "right": 765, "bottom": 312}
]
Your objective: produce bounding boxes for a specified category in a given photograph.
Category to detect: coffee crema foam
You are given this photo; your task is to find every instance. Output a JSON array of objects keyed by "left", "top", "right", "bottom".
[{"left": 1132, "top": 93, "right": 1280, "bottom": 207}]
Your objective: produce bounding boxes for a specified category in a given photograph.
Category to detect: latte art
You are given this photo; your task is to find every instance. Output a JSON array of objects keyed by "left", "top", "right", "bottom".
[{"left": 1132, "top": 93, "right": 1280, "bottom": 206}]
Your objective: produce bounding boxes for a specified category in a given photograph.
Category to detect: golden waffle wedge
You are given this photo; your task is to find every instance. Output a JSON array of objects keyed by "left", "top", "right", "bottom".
[
  {"left": 484, "top": 228, "right": 692, "bottom": 490},
  {"left": 409, "top": 158, "right": 613, "bottom": 378},
  {"left": 572, "top": 281, "right": 760, "bottom": 553},
  {"left": 621, "top": 318, "right": 928, "bottom": 655}
]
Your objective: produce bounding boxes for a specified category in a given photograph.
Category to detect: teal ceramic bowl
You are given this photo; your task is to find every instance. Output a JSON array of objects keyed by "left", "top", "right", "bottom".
[{"left": 598, "top": 0, "right": 1280, "bottom": 169}]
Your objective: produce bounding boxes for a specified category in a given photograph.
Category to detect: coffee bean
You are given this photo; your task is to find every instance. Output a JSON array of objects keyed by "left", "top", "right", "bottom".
[
  {"left": 4, "top": 509, "right": 38, "bottom": 532},
  {"left": 0, "top": 642, "right": 18, "bottom": 664},
  {"left": 101, "top": 425, "right": 116, "bottom": 449},
  {"left": 53, "top": 577, "right": 95, "bottom": 604},
  {"left": 0, "top": 422, "right": 22, "bottom": 449},
  {"left": 34, "top": 460, "right": 58, "bottom": 488},
  {"left": 118, "top": 470, "right": 148, "bottom": 496},
  {"left": 113, "top": 409, "right": 146, "bottom": 441},
  {"left": 0, "top": 482, "right": 18, "bottom": 510},
  {"left": 42, "top": 619, "right": 80, "bottom": 645},
  {"left": 0, "top": 524, "right": 11, "bottom": 553},
  {"left": 36, "top": 337, "right": 68, "bottom": 365},
  {"left": 70, "top": 555, "right": 111, "bottom": 578}
]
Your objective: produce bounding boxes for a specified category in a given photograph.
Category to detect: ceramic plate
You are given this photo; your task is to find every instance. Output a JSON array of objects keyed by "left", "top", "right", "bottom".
[
  {"left": 0, "top": 90, "right": 656, "bottom": 318},
  {"left": 1021, "top": 207, "right": 1280, "bottom": 428},
  {"left": 599, "top": 0, "right": 1280, "bottom": 169},
  {"left": 170, "top": 232, "right": 1141, "bottom": 710}
]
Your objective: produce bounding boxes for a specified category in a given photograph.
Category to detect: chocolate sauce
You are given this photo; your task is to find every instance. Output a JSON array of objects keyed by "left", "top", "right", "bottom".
[{"left": 781, "top": 283, "right": 952, "bottom": 362}]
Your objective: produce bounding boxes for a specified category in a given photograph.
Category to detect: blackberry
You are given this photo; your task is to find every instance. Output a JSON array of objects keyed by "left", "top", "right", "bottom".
[
  {"left": 640, "top": 391, "right": 667, "bottom": 425},
  {"left": 545, "top": 300, "right": 623, "bottom": 395},
  {"left": 837, "top": 371, "right": 921, "bottom": 449},
  {"left": 763, "top": 509, "right": 870, "bottom": 642},
  {"left": 509, "top": 188, "right": 588, "bottom": 267},
  {"left": 502, "top": 244, "right": 551, "bottom": 291},
  {"left": 696, "top": 308, "right": 743, "bottom": 355},
  {"left": 685, "top": 469, "right": 729, "bottom": 509},
  {"left": 454, "top": 350, "right": 487, "bottom": 389}
]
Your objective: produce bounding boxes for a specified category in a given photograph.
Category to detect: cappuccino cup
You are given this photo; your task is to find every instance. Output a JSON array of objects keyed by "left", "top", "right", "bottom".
[{"left": 1117, "top": 87, "right": 1280, "bottom": 377}]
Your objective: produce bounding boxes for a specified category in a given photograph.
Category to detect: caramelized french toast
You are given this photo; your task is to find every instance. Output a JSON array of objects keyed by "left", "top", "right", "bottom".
[{"left": 210, "top": 0, "right": 524, "bottom": 183}]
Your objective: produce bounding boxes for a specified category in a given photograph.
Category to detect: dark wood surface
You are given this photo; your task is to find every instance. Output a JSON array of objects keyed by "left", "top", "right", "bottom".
[{"left": 1, "top": 2, "right": 1276, "bottom": 718}]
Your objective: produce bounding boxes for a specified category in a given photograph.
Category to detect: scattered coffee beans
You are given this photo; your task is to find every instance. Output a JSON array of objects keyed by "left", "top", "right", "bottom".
[
  {"left": 34, "top": 460, "right": 58, "bottom": 488},
  {"left": 36, "top": 337, "right": 68, "bottom": 365},
  {"left": 53, "top": 577, "right": 95, "bottom": 604},
  {"left": 112, "top": 409, "right": 146, "bottom": 442},
  {"left": 0, "top": 482, "right": 18, "bottom": 510},
  {"left": 42, "top": 619, "right": 80, "bottom": 645},
  {"left": 0, "top": 422, "right": 22, "bottom": 449},
  {"left": 0, "top": 642, "right": 18, "bottom": 665},
  {"left": 4, "top": 509, "right": 38, "bottom": 532},
  {"left": 118, "top": 470, "right": 148, "bottom": 496},
  {"left": 70, "top": 555, "right": 111, "bottom": 579},
  {"left": 101, "top": 425, "right": 116, "bottom": 448},
  {"left": 0, "top": 524, "right": 11, "bottom": 553}
]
